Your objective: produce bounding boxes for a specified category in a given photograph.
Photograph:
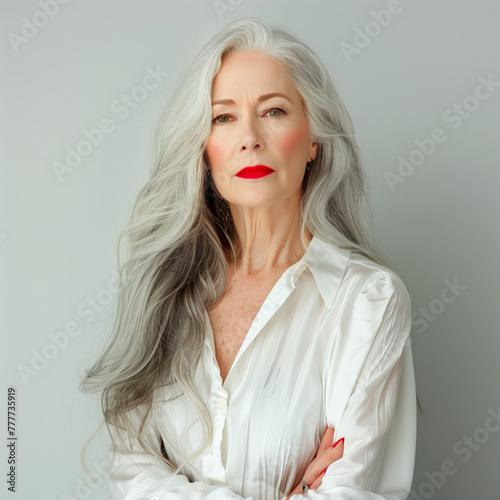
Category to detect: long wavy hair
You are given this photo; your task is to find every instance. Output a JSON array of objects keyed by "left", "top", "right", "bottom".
[{"left": 81, "top": 17, "right": 385, "bottom": 477}]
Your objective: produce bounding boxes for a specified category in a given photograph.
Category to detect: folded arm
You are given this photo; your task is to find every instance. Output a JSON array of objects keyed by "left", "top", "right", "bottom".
[
  {"left": 290, "top": 272, "right": 416, "bottom": 499},
  {"left": 107, "top": 408, "right": 252, "bottom": 500}
]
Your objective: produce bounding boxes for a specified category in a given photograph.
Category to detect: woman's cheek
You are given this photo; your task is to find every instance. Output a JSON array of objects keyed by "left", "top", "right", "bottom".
[
  {"left": 276, "top": 122, "right": 310, "bottom": 155},
  {"left": 206, "top": 137, "right": 226, "bottom": 165}
]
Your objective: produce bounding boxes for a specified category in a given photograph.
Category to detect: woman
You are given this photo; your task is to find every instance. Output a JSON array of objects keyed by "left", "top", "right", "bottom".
[{"left": 82, "top": 17, "right": 416, "bottom": 500}]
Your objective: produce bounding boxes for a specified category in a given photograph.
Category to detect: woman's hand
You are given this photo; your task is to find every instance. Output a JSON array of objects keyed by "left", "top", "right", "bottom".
[{"left": 286, "top": 427, "right": 344, "bottom": 499}]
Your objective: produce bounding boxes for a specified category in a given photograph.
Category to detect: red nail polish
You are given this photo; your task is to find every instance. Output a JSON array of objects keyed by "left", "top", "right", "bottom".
[
  {"left": 320, "top": 468, "right": 327, "bottom": 475},
  {"left": 323, "top": 426, "right": 328, "bottom": 436},
  {"left": 332, "top": 437, "right": 344, "bottom": 448}
]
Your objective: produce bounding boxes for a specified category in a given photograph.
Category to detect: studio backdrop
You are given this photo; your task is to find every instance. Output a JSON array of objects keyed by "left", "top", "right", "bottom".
[{"left": 1, "top": 0, "right": 499, "bottom": 499}]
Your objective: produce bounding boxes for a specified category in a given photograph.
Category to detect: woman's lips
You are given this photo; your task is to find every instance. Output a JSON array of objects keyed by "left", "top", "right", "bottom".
[{"left": 236, "top": 165, "right": 275, "bottom": 179}]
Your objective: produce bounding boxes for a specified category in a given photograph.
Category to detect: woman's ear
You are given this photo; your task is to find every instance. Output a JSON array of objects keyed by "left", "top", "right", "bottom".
[
  {"left": 203, "top": 150, "right": 210, "bottom": 169},
  {"left": 309, "top": 142, "right": 318, "bottom": 162}
]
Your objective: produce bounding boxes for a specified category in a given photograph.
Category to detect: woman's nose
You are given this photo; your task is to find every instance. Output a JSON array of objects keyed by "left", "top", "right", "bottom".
[{"left": 239, "top": 115, "right": 264, "bottom": 152}]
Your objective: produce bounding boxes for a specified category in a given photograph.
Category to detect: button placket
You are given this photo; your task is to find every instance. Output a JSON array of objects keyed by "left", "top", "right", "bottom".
[
  {"left": 207, "top": 374, "right": 229, "bottom": 480},
  {"left": 217, "top": 397, "right": 228, "bottom": 417}
]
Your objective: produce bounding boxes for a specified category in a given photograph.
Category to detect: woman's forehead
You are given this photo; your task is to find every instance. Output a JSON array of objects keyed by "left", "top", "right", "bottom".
[{"left": 211, "top": 50, "right": 300, "bottom": 102}]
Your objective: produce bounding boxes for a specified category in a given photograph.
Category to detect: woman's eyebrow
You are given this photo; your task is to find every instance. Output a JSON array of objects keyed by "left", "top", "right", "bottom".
[{"left": 212, "top": 92, "right": 293, "bottom": 106}]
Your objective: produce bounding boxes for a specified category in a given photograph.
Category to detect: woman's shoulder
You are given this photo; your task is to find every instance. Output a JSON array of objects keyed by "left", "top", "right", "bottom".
[
  {"left": 306, "top": 236, "right": 411, "bottom": 312},
  {"left": 327, "top": 251, "right": 412, "bottom": 384},
  {"left": 312, "top": 236, "right": 406, "bottom": 286},
  {"left": 340, "top": 249, "right": 412, "bottom": 312},
  {"left": 346, "top": 250, "right": 407, "bottom": 283}
]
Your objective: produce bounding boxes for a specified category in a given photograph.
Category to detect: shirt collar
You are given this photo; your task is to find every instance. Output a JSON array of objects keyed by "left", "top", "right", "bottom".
[{"left": 292, "top": 235, "right": 352, "bottom": 309}]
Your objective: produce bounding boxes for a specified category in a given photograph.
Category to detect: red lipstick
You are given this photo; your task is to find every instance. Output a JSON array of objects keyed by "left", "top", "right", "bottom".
[{"left": 236, "top": 165, "right": 275, "bottom": 179}]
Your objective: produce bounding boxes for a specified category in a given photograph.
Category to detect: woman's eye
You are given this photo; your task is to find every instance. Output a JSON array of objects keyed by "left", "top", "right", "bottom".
[
  {"left": 212, "top": 109, "right": 285, "bottom": 124},
  {"left": 213, "top": 115, "right": 230, "bottom": 124},
  {"left": 267, "top": 108, "right": 285, "bottom": 117}
]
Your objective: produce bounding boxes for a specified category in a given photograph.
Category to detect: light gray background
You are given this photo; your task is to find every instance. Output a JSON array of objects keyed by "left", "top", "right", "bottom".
[{"left": 1, "top": 1, "right": 499, "bottom": 499}]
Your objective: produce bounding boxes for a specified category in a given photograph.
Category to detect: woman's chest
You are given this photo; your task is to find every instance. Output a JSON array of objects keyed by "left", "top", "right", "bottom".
[
  {"left": 163, "top": 276, "right": 336, "bottom": 493},
  {"left": 207, "top": 274, "right": 280, "bottom": 383}
]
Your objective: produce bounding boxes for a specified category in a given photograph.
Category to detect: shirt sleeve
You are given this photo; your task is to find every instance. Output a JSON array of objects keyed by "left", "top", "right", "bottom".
[
  {"left": 293, "top": 270, "right": 416, "bottom": 500},
  {"left": 107, "top": 405, "right": 253, "bottom": 500}
]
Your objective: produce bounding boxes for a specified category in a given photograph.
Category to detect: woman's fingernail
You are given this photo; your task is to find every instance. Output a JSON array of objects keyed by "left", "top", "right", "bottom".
[
  {"left": 320, "top": 468, "right": 327, "bottom": 475},
  {"left": 323, "top": 426, "right": 328, "bottom": 436},
  {"left": 332, "top": 437, "right": 344, "bottom": 448}
]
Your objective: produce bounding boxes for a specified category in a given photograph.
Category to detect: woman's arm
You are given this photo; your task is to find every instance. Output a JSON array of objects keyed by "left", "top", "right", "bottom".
[
  {"left": 109, "top": 410, "right": 345, "bottom": 500},
  {"left": 289, "top": 271, "right": 416, "bottom": 499},
  {"left": 108, "top": 407, "right": 252, "bottom": 500}
]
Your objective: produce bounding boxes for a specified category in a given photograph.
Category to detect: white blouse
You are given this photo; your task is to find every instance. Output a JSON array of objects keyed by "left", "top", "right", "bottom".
[{"left": 108, "top": 235, "right": 416, "bottom": 500}]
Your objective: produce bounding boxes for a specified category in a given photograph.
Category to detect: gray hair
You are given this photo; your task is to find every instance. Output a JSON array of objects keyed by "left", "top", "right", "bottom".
[{"left": 81, "top": 16, "right": 382, "bottom": 478}]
